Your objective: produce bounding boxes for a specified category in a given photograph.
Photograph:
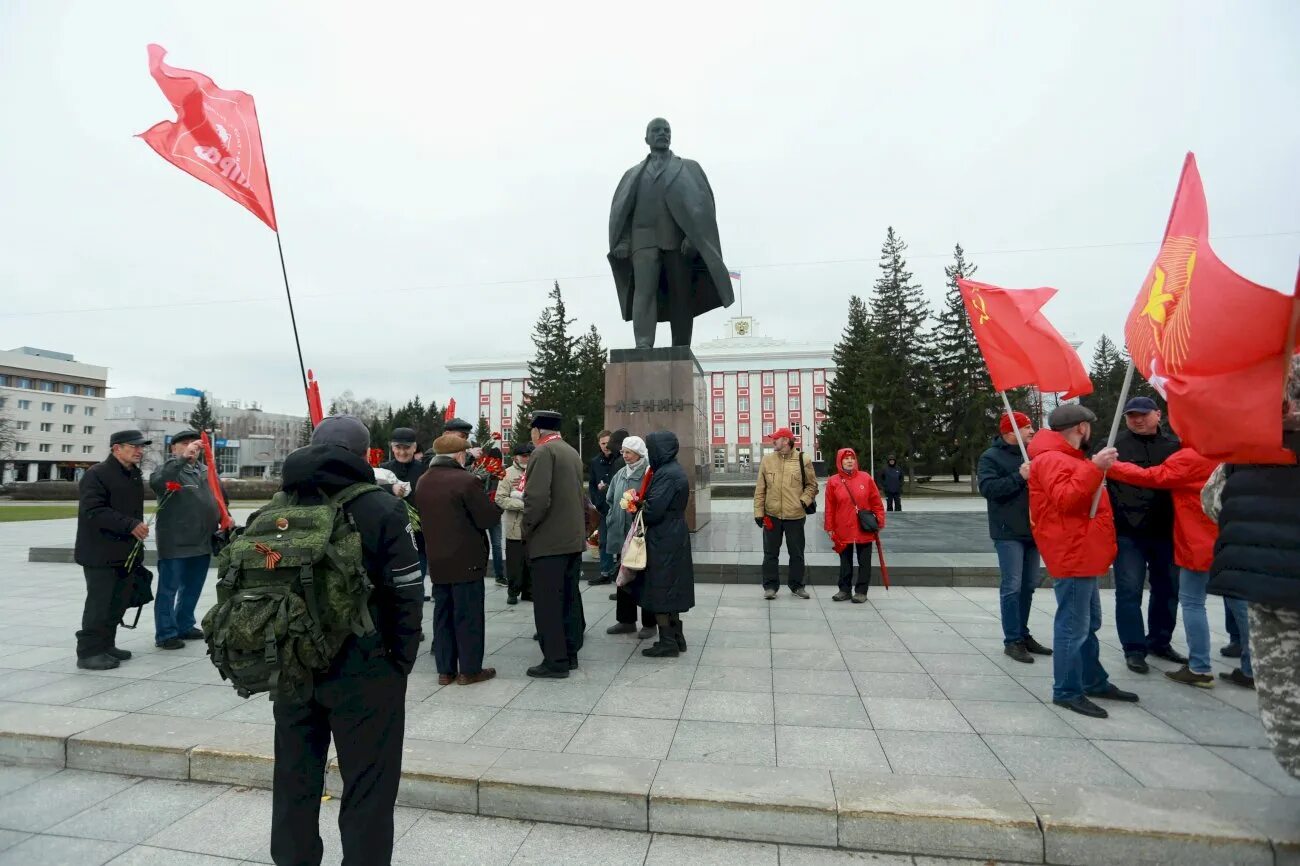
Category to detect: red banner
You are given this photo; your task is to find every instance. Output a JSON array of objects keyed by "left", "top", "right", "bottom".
[
  {"left": 306, "top": 369, "right": 324, "bottom": 427},
  {"left": 444, "top": 398, "right": 457, "bottom": 421},
  {"left": 200, "top": 431, "right": 235, "bottom": 531},
  {"left": 138, "top": 44, "right": 277, "bottom": 230}
]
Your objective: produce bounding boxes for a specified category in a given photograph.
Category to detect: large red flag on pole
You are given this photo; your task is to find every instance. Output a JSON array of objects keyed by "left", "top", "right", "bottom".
[
  {"left": 958, "top": 279, "right": 1093, "bottom": 399},
  {"left": 1123, "top": 153, "right": 1299, "bottom": 464},
  {"left": 138, "top": 44, "right": 277, "bottom": 230},
  {"left": 305, "top": 369, "right": 324, "bottom": 427},
  {"left": 444, "top": 399, "right": 457, "bottom": 421},
  {"left": 200, "top": 432, "right": 235, "bottom": 531}
]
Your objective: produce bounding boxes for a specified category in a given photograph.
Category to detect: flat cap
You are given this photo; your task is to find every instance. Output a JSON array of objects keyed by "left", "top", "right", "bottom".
[
  {"left": 1048, "top": 403, "right": 1098, "bottom": 431},
  {"left": 110, "top": 429, "right": 152, "bottom": 447}
]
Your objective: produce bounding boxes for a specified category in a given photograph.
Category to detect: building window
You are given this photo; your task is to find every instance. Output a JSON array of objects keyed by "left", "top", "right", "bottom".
[
  {"left": 17, "top": 400, "right": 30, "bottom": 410},
  {"left": 83, "top": 426, "right": 94, "bottom": 435},
  {"left": 40, "top": 422, "right": 52, "bottom": 432},
  {"left": 738, "top": 448, "right": 751, "bottom": 468},
  {"left": 61, "top": 383, "right": 76, "bottom": 394},
  {"left": 15, "top": 421, "right": 28, "bottom": 430},
  {"left": 815, "top": 450, "right": 823, "bottom": 462},
  {"left": 713, "top": 423, "right": 725, "bottom": 439},
  {"left": 39, "top": 381, "right": 54, "bottom": 392},
  {"left": 712, "top": 373, "right": 724, "bottom": 387},
  {"left": 713, "top": 448, "right": 727, "bottom": 470},
  {"left": 83, "top": 445, "right": 94, "bottom": 454},
  {"left": 762, "top": 421, "right": 774, "bottom": 437},
  {"left": 16, "top": 377, "right": 32, "bottom": 389},
  {"left": 0, "top": 375, "right": 6, "bottom": 386},
  {"left": 61, "top": 444, "right": 73, "bottom": 453},
  {"left": 712, "top": 397, "right": 724, "bottom": 413},
  {"left": 38, "top": 443, "right": 51, "bottom": 453},
  {"left": 85, "top": 407, "right": 95, "bottom": 417},
  {"left": 738, "top": 422, "right": 750, "bottom": 439},
  {"left": 41, "top": 402, "right": 53, "bottom": 412},
  {"left": 62, "top": 424, "right": 73, "bottom": 434},
  {"left": 738, "top": 372, "right": 749, "bottom": 388},
  {"left": 790, "top": 395, "right": 801, "bottom": 411},
  {"left": 814, "top": 370, "right": 825, "bottom": 385},
  {"left": 83, "top": 386, "right": 97, "bottom": 397},
  {"left": 815, "top": 395, "right": 827, "bottom": 411},
  {"left": 480, "top": 381, "right": 490, "bottom": 395},
  {"left": 762, "top": 395, "right": 774, "bottom": 412},
  {"left": 14, "top": 442, "right": 27, "bottom": 452},
  {"left": 738, "top": 396, "right": 749, "bottom": 412},
  {"left": 64, "top": 404, "right": 75, "bottom": 414},
  {"left": 762, "top": 372, "right": 774, "bottom": 387}
]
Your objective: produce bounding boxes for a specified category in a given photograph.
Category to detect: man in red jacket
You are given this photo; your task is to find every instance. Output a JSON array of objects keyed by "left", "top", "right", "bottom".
[{"left": 1029, "top": 404, "right": 1139, "bottom": 717}]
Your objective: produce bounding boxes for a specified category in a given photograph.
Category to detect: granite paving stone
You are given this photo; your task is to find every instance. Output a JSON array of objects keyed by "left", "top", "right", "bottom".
[
  {"left": 771, "top": 668, "right": 858, "bottom": 696},
  {"left": 689, "top": 665, "right": 772, "bottom": 693},
  {"left": 864, "top": 698, "right": 972, "bottom": 733},
  {"left": 0, "top": 769, "right": 139, "bottom": 833},
  {"left": 564, "top": 714, "right": 678, "bottom": 760},
  {"left": 1208, "top": 745, "right": 1300, "bottom": 796},
  {"left": 642, "top": 833, "right": 779, "bottom": 866},
  {"left": 509, "top": 823, "right": 650, "bottom": 865},
  {"left": 504, "top": 682, "right": 607, "bottom": 714},
  {"left": 1093, "top": 740, "right": 1275, "bottom": 794},
  {"left": 851, "top": 671, "right": 944, "bottom": 699},
  {"left": 0, "top": 834, "right": 131, "bottom": 865},
  {"left": 775, "top": 725, "right": 891, "bottom": 772},
  {"left": 667, "top": 720, "right": 776, "bottom": 767},
  {"left": 953, "top": 700, "right": 1082, "bottom": 738},
  {"left": 876, "top": 730, "right": 1010, "bottom": 780},
  {"left": 931, "top": 674, "right": 1038, "bottom": 703},
  {"left": 467, "top": 709, "right": 585, "bottom": 752},
  {"left": 591, "top": 686, "right": 687, "bottom": 719},
  {"left": 681, "top": 689, "right": 774, "bottom": 724},
  {"left": 46, "top": 777, "right": 226, "bottom": 843},
  {"left": 775, "top": 693, "right": 872, "bottom": 729},
  {"left": 391, "top": 810, "right": 531, "bottom": 866},
  {"left": 838, "top": 651, "right": 924, "bottom": 673},
  {"left": 982, "top": 735, "right": 1140, "bottom": 786}
]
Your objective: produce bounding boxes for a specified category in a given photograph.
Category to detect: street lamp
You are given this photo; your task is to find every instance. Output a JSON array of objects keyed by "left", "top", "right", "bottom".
[
  {"left": 867, "top": 404, "right": 875, "bottom": 477},
  {"left": 576, "top": 415, "right": 585, "bottom": 464}
]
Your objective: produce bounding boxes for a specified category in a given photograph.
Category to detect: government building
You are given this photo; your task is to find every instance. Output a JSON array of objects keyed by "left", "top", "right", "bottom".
[{"left": 0, "top": 347, "right": 108, "bottom": 483}]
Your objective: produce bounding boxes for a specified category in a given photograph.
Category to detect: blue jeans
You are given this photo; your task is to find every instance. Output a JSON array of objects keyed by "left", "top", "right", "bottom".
[
  {"left": 155, "top": 554, "right": 210, "bottom": 643},
  {"left": 598, "top": 513, "right": 616, "bottom": 577},
  {"left": 1113, "top": 535, "right": 1179, "bottom": 655},
  {"left": 487, "top": 523, "right": 504, "bottom": 579},
  {"left": 1053, "top": 577, "right": 1111, "bottom": 702},
  {"left": 993, "top": 540, "right": 1042, "bottom": 645},
  {"left": 1178, "top": 569, "right": 1212, "bottom": 674},
  {"left": 1224, "top": 597, "right": 1254, "bottom": 677}
]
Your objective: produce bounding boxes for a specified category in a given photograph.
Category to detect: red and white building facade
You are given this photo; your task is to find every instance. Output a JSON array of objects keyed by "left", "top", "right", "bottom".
[{"left": 447, "top": 317, "right": 836, "bottom": 472}]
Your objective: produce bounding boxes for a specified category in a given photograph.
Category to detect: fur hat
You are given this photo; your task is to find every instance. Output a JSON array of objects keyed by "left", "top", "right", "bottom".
[{"left": 433, "top": 433, "right": 469, "bottom": 455}]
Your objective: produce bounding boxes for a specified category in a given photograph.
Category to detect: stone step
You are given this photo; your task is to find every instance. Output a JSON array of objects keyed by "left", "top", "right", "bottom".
[{"left": 2, "top": 699, "right": 1294, "bottom": 864}]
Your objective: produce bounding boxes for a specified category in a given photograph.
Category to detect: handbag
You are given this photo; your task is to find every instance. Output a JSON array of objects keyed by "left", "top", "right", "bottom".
[
  {"left": 119, "top": 563, "right": 155, "bottom": 630},
  {"left": 798, "top": 451, "right": 817, "bottom": 515},
  {"left": 840, "top": 476, "right": 880, "bottom": 534},
  {"left": 620, "top": 511, "right": 647, "bottom": 571}
]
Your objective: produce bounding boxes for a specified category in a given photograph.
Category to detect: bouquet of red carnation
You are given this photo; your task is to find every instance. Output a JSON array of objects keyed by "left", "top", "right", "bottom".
[
  {"left": 474, "top": 454, "right": 507, "bottom": 480},
  {"left": 125, "top": 481, "right": 183, "bottom": 571}
]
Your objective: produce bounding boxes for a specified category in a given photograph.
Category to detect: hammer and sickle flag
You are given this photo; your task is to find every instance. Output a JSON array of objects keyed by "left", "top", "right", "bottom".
[{"left": 1123, "top": 153, "right": 1298, "bottom": 463}]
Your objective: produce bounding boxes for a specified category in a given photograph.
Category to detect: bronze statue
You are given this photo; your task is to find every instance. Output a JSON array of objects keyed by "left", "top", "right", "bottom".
[{"left": 608, "top": 118, "right": 733, "bottom": 348}]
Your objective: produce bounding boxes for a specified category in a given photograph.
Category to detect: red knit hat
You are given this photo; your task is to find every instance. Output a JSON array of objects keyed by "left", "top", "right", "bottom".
[{"left": 999, "top": 411, "right": 1032, "bottom": 435}]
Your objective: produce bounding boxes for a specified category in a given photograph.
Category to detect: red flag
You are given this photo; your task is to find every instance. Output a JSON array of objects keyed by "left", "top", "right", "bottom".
[
  {"left": 1124, "top": 154, "right": 1299, "bottom": 463},
  {"left": 958, "top": 280, "right": 1093, "bottom": 399},
  {"left": 138, "top": 44, "right": 277, "bottom": 230},
  {"left": 306, "top": 369, "right": 324, "bottom": 427},
  {"left": 200, "top": 431, "right": 235, "bottom": 531},
  {"left": 444, "top": 399, "right": 457, "bottom": 421}
]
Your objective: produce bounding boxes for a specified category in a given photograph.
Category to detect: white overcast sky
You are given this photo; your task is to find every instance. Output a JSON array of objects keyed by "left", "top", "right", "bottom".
[{"left": 2, "top": 1, "right": 1296, "bottom": 416}]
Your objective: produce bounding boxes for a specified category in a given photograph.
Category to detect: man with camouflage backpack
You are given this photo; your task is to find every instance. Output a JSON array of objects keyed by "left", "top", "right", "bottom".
[{"left": 210, "top": 416, "right": 422, "bottom": 866}]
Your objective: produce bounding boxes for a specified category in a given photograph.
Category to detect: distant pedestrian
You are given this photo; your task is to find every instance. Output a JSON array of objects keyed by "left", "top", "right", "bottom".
[
  {"left": 483, "top": 432, "right": 507, "bottom": 587},
  {"left": 496, "top": 442, "right": 534, "bottom": 605},
  {"left": 414, "top": 434, "right": 502, "bottom": 686},
  {"left": 977, "top": 412, "right": 1052, "bottom": 664},
  {"left": 73, "top": 429, "right": 151, "bottom": 670},
  {"left": 877, "top": 456, "right": 904, "bottom": 512},
  {"left": 149, "top": 429, "right": 221, "bottom": 650},
  {"left": 604, "top": 435, "right": 656, "bottom": 638},
  {"left": 630, "top": 430, "right": 695, "bottom": 656},
  {"left": 588, "top": 429, "right": 627, "bottom": 585},
  {"left": 522, "top": 410, "right": 588, "bottom": 678},
  {"left": 1029, "top": 404, "right": 1138, "bottom": 718},
  {"left": 379, "top": 426, "right": 427, "bottom": 576},
  {"left": 823, "top": 447, "right": 885, "bottom": 604},
  {"left": 754, "top": 428, "right": 818, "bottom": 600}
]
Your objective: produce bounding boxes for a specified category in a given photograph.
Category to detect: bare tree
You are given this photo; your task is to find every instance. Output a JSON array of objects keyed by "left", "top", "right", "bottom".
[{"left": 0, "top": 402, "right": 14, "bottom": 461}]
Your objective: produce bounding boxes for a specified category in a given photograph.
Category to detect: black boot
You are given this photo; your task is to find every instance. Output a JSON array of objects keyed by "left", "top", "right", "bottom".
[
  {"left": 671, "top": 614, "right": 686, "bottom": 651},
  {"left": 641, "top": 624, "right": 680, "bottom": 658}
]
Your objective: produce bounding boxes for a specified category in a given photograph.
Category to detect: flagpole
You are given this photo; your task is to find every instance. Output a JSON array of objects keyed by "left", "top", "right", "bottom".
[
  {"left": 1089, "top": 360, "right": 1135, "bottom": 518},
  {"left": 274, "top": 230, "right": 310, "bottom": 405},
  {"left": 999, "top": 391, "right": 1029, "bottom": 461}
]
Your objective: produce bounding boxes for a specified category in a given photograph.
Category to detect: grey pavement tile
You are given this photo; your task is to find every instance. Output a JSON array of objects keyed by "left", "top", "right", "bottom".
[
  {"left": 643, "top": 833, "right": 778, "bottom": 866},
  {"left": 0, "top": 831, "right": 27, "bottom": 854},
  {"left": 876, "top": 730, "right": 1010, "bottom": 779},
  {"left": 682, "top": 690, "right": 774, "bottom": 724},
  {"left": 1048, "top": 701, "right": 1192, "bottom": 743},
  {"left": 771, "top": 668, "right": 858, "bottom": 696},
  {"left": 864, "top": 698, "right": 972, "bottom": 733},
  {"left": 404, "top": 702, "right": 499, "bottom": 743},
  {"left": 704, "top": 631, "right": 771, "bottom": 649},
  {"left": 592, "top": 686, "right": 687, "bottom": 720},
  {"left": 392, "top": 810, "right": 531, "bottom": 866},
  {"left": 0, "top": 834, "right": 130, "bottom": 865},
  {"left": 48, "top": 778, "right": 227, "bottom": 843},
  {"left": 72, "top": 680, "right": 205, "bottom": 712},
  {"left": 774, "top": 693, "right": 871, "bottom": 729},
  {"left": 690, "top": 665, "right": 773, "bottom": 694},
  {"left": 5, "top": 674, "right": 123, "bottom": 705},
  {"left": 137, "top": 684, "right": 251, "bottom": 720},
  {"left": 108, "top": 846, "right": 245, "bottom": 865},
  {"left": 770, "top": 649, "right": 847, "bottom": 671},
  {"left": 838, "top": 651, "right": 923, "bottom": 673},
  {"left": 427, "top": 676, "right": 530, "bottom": 708},
  {"left": 894, "top": 634, "right": 980, "bottom": 654},
  {"left": 142, "top": 787, "right": 273, "bottom": 860},
  {"left": 564, "top": 714, "right": 678, "bottom": 760},
  {"left": 667, "top": 720, "right": 776, "bottom": 767},
  {"left": 775, "top": 725, "right": 890, "bottom": 773},
  {"left": 931, "top": 674, "right": 1038, "bottom": 703},
  {"left": 0, "top": 769, "right": 139, "bottom": 832},
  {"left": 699, "top": 647, "right": 770, "bottom": 669},
  {"left": 0, "top": 646, "right": 72, "bottom": 669},
  {"left": 886, "top": 621, "right": 959, "bottom": 637},
  {"left": 707, "top": 618, "right": 771, "bottom": 634},
  {"left": 504, "top": 682, "right": 606, "bottom": 714},
  {"left": 832, "top": 633, "right": 908, "bottom": 654},
  {"left": 911, "top": 652, "right": 1006, "bottom": 676},
  {"left": 240, "top": 800, "right": 423, "bottom": 864},
  {"left": 211, "top": 700, "right": 275, "bottom": 725},
  {"left": 1094, "top": 740, "right": 1275, "bottom": 793},
  {"left": 778, "top": 844, "right": 912, "bottom": 864},
  {"left": 0, "top": 670, "right": 68, "bottom": 699},
  {"left": 1142, "top": 705, "right": 1271, "bottom": 748},
  {"left": 510, "top": 822, "right": 650, "bottom": 865},
  {"left": 467, "top": 709, "right": 585, "bottom": 752},
  {"left": 611, "top": 664, "right": 697, "bottom": 690},
  {"left": 0, "top": 764, "right": 59, "bottom": 798},
  {"left": 1208, "top": 745, "right": 1300, "bottom": 796},
  {"left": 983, "top": 735, "right": 1140, "bottom": 786},
  {"left": 851, "top": 671, "right": 944, "bottom": 699},
  {"left": 769, "top": 632, "right": 837, "bottom": 650},
  {"left": 953, "top": 700, "right": 1082, "bottom": 738}
]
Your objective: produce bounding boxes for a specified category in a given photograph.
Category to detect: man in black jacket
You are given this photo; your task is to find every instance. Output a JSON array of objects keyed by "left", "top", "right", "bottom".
[
  {"left": 379, "top": 426, "right": 426, "bottom": 576},
  {"left": 73, "top": 430, "right": 151, "bottom": 670},
  {"left": 587, "top": 429, "right": 624, "bottom": 585},
  {"left": 269, "top": 416, "right": 423, "bottom": 866},
  {"left": 877, "top": 456, "right": 904, "bottom": 511},
  {"left": 977, "top": 412, "right": 1052, "bottom": 666},
  {"left": 1106, "top": 397, "right": 1187, "bottom": 673}
]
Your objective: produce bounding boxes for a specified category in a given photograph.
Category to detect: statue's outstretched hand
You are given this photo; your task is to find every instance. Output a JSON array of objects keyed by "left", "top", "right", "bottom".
[{"left": 612, "top": 240, "right": 630, "bottom": 259}]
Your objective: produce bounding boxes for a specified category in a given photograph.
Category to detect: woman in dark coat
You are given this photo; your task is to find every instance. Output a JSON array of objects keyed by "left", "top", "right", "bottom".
[{"left": 635, "top": 430, "right": 695, "bottom": 657}]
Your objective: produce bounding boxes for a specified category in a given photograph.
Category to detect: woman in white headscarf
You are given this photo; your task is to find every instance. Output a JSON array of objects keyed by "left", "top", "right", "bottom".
[{"left": 603, "top": 436, "right": 655, "bottom": 638}]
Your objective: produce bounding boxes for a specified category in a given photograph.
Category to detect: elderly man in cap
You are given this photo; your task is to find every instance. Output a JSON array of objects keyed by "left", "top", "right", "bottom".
[
  {"left": 978, "top": 411, "right": 1052, "bottom": 665},
  {"left": 379, "top": 427, "right": 426, "bottom": 571},
  {"left": 148, "top": 429, "right": 222, "bottom": 650},
  {"left": 1029, "top": 404, "right": 1138, "bottom": 717},
  {"left": 754, "top": 427, "right": 818, "bottom": 600},
  {"left": 1108, "top": 395, "right": 1187, "bottom": 674},
  {"left": 73, "top": 429, "right": 152, "bottom": 670},
  {"left": 522, "top": 410, "right": 588, "bottom": 678}
]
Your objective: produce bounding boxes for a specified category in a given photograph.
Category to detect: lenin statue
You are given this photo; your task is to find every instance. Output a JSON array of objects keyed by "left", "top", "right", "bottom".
[{"left": 607, "top": 118, "right": 733, "bottom": 349}]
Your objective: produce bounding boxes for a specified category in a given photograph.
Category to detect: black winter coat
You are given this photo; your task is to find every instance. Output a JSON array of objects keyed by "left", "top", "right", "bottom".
[
  {"left": 1107, "top": 428, "right": 1180, "bottom": 537},
  {"left": 75, "top": 457, "right": 145, "bottom": 567},
  {"left": 414, "top": 457, "right": 502, "bottom": 585},
  {"left": 632, "top": 431, "right": 694, "bottom": 615},
  {"left": 976, "top": 437, "right": 1032, "bottom": 542},
  {"left": 1208, "top": 432, "right": 1300, "bottom": 611},
  {"left": 878, "top": 464, "right": 904, "bottom": 495},
  {"left": 590, "top": 451, "right": 623, "bottom": 516}
]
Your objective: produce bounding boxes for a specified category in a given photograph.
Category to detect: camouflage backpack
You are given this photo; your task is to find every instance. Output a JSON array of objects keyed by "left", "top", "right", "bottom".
[{"left": 203, "top": 482, "right": 380, "bottom": 702}]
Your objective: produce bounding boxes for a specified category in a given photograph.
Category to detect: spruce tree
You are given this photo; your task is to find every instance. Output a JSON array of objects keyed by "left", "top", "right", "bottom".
[
  {"left": 188, "top": 393, "right": 216, "bottom": 434},
  {"left": 516, "top": 281, "right": 580, "bottom": 441},
  {"left": 1080, "top": 334, "right": 1125, "bottom": 441},
  {"left": 819, "top": 295, "right": 874, "bottom": 463},
  {"left": 573, "top": 325, "right": 608, "bottom": 459},
  {"left": 296, "top": 418, "right": 313, "bottom": 448},
  {"left": 862, "top": 227, "right": 936, "bottom": 482},
  {"left": 473, "top": 415, "right": 493, "bottom": 447}
]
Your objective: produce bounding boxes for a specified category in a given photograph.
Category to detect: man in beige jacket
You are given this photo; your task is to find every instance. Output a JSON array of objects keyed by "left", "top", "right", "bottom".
[
  {"left": 754, "top": 428, "right": 819, "bottom": 600},
  {"left": 496, "top": 442, "right": 533, "bottom": 605}
]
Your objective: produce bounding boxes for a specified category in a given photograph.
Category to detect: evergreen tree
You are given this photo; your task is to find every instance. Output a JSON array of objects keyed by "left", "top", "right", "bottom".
[
  {"left": 188, "top": 393, "right": 216, "bottom": 433},
  {"left": 516, "top": 281, "right": 581, "bottom": 442},
  {"left": 473, "top": 415, "right": 493, "bottom": 447},
  {"left": 818, "top": 295, "right": 874, "bottom": 464},
  {"left": 862, "top": 227, "right": 936, "bottom": 481},
  {"left": 1080, "top": 334, "right": 1126, "bottom": 442},
  {"left": 296, "top": 418, "right": 313, "bottom": 448},
  {"left": 573, "top": 325, "right": 608, "bottom": 461}
]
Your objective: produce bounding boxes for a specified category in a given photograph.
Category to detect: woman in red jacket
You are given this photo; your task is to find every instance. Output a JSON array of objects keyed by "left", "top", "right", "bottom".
[{"left": 824, "top": 448, "right": 886, "bottom": 603}]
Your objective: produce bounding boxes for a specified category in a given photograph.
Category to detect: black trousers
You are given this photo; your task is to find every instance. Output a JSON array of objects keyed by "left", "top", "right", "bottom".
[
  {"left": 430, "top": 579, "right": 486, "bottom": 676},
  {"left": 506, "top": 539, "right": 532, "bottom": 600},
  {"left": 76, "top": 566, "right": 133, "bottom": 658},
  {"left": 838, "top": 543, "right": 873, "bottom": 594},
  {"left": 761, "top": 517, "right": 806, "bottom": 591},
  {"left": 630, "top": 247, "right": 694, "bottom": 348},
  {"left": 885, "top": 494, "right": 901, "bottom": 511},
  {"left": 616, "top": 585, "right": 655, "bottom": 627},
  {"left": 271, "top": 651, "right": 407, "bottom": 866},
  {"left": 530, "top": 553, "right": 586, "bottom": 665}
]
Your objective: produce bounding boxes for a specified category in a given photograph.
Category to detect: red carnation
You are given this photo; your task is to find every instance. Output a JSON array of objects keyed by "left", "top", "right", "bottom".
[{"left": 165, "top": 481, "right": 183, "bottom": 493}]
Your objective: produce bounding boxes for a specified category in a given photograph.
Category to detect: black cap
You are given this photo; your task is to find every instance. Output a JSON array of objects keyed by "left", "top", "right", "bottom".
[
  {"left": 1123, "top": 396, "right": 1159, "bottom": 415},
  {"left": 512, "top": 442, "right": 535, "bottom": 456},
  {"left": 311, "top": 415, "right": 370, "bottom": 457},
  {"left": 1048, "top": 403, "right": 1098, "bottom": 431},
  {"left": 110, "top": 429, "right": 152, "bottom": 447},
  {"left": 390, "top": 427, "right": 417, "bottom": 444},
  {"left": 170, "top": 429, "right": 201, "bottom": 445},
  {"left": 530, "top": 410, "right": 562, "bottom": 431},
  {"left": 445, "top": 417, "right": 473, "bottom": 434}
]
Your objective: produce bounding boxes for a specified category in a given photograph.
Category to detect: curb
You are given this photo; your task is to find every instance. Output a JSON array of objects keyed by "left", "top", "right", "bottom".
[{"left": 1, "top": 700, "right": 1294, "bottom": 864}]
